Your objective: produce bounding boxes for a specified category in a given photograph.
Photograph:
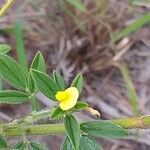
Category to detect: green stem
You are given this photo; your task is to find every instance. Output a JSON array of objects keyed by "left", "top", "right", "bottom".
[
  {"left": 113, "top": 115, "right": 150, "bottom": 129},
  {"left": 3, "top": 124, "right": 65, "bottom": 137},
  {"left": 1, "top": 115, "right": 150, "bottom": 137}
]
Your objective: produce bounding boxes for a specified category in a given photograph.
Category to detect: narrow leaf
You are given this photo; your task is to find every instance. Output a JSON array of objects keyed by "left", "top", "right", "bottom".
[
  {"left": 0, "top": 135, "right": 8, "bottom": 148},
  {"left": 52, "top": 70, "right": 65, "bottom": 90},
  {"left": 11, "top": 141, "right": 26, "bottom": 150},
  {"left": 71, "top": 73, "right": 83, "bottom": 93},
  {"left": 74, "top": 102, "right": 88, "bottom": 111},
  {"left": 0, "top": 44, "right": 11, "bottom": 54},
  {"left": 79, "top": 136, "right": 102, "bottom": 150},
  {"left": 80, "top": 120, "right": 128, "bottom": 138},
  {"left": 61, "top": 137, "right": 73, "bottom": 150},
  {"left": 0, "top": 79, "right": 3, "bottom": 90},
  {"left": 65, "top": 0, "right": 86, "bottom": 12},
  {"left": 30, "top": 52, "right": 46, "bottom": 73},
  {"left": 14, "top": 20, "right": 28, "bottom": 73},
  {"left": 112, "top": 12, "right": 150, "bottom": 42},
  {"left": 0, "top": 90, "right": 29, "bottom": 104},
  {"left": 29, "top": 141, "right": 48, "bottom": 150},
  {"left": 0, "top": 54, "right": 28, "bottom": 90},
  {"left": 31, "top": 69, "right": 58, "bottom": 100},
  {"left": 119, "top": 64, "right": 139, "bottom": 115},
  {"left": 64, "top": 115, "right": 80, "bottom": 149}
]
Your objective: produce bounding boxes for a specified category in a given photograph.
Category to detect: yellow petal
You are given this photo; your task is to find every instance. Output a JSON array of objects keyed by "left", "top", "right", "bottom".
[
  {"left": 55, "top": 91, "right": 68, "bottom": 102},
  {"left": 59, "top": 87, "right": 79, "bottom": 110}
]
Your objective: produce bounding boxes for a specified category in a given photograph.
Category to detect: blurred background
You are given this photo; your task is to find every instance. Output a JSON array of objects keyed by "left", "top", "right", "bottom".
[{"left": 0, "top": 0, "right": 150, "bottom": 149}]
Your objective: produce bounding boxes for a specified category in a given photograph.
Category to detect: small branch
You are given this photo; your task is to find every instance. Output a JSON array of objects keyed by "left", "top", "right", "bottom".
[
  {"left": 0, "top": 0, "right": 15, "bottom": 16},
  {"left": 1, "top": 115, "right": 150, "bottom": 137}
]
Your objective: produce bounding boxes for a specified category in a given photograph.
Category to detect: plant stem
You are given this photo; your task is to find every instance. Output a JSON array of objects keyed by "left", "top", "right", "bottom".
[
  {"left": 1, "top": 115, "right": 150, "bottom": 137},
  {"left": 113, "top": 115, "right": 150, "bottom": 129},
  {"left": 3, "top": 124, "right": 65, "bottom": 137},
  {"left": 0, "top": 0, "right": 15, "bottom": 16}
]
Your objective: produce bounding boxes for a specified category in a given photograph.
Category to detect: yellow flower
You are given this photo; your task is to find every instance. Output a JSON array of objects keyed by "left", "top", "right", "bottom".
[{"left": 55, "top": 87, "right": 79, "bottom": 110}]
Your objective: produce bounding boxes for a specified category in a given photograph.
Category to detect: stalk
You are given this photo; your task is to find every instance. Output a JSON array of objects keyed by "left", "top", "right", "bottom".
[{"left": 1, "top": 115, "right": 150, "bottom": 137}]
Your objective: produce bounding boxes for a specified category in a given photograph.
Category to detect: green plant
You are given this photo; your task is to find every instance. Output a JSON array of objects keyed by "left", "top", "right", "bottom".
[
  {"left": 0, "top": 1, "right": 150, "bottom": 150},
  {"left": 112, "top": 12, "right": 150, "bottom": 42},
  {"left": 0, "top": 49, "right": 150, "bottom": 149},
  {"left": 0, "top": 44, "right": 11, "bottom": 90},
  {"left": 119, "top": 63, "right": 139, "bottom": 116},
  {"left": 14, "top": 20, "right": 28, "bottom": 74}
]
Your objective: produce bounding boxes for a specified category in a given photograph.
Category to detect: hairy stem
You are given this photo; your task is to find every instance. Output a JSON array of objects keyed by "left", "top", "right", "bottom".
[
  {"left": 1, "top": 115, "right": 150, "bottom": 137},
  {"left": 3, "top": 124, "right": 65, "bottom": 137},
  {"left": 3, "top": 108, "right": 53, "bottom": 128},
  {"left": 113, "top": 115, "right": 150, "bottom": 129}
]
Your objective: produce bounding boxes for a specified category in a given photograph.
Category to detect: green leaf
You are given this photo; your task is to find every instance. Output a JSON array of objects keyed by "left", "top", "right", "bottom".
[
  {"left": 29, "top": 52, "right": 46, "bottom": 93},
  {"left": 71, "top": 73, "right": 83, "bottom": 93},
  {"left": 74, "top": 102, "right": 88, "bottom": 111},
  {"left": 64, "top": 115, "right": 80, "bottom": 149},
  {"left": 0, "top": 54, "right": 28, "bottom": 90},
  {"left": 79, "top": 136, "right": 102, "bottom": 150},
  {"left": 0, "top": 135, "right": 8, "bottom": 149},
  {"left": 28, "top": 72, "right": 37, "bottom": 94},
  {"left": 0, "top": 90, "right": 29, "bottom": 104},
  {"left": 112, "top": 12, "right": 150, "bottom": 42},
  {"left": 80, "top": 120, "right": 128, "bottom": 138},
  {"left": 51, "top": 107, "right": 64, "bottom": 118},
  {"left": 0, "top": 79, "right": 3, "bottom": 90},
  {"left": 11, "top": 141, "right": 26, "bottom": 150},
  {"left": 0, "top": 44, "right": 11, "bottom": 54},
  {"left": 29, "top": 141, "right": 48, "bottom": 150},
  {"left": 30, "top": 52, "right": 46, "bottom": 73},
  {"left": 64, "top": 0, "right": 86, "bottom": 12},
  {"left": 52, "top": 70, "right": 65, "bottom": 90},
  {"left": 14, "top": 20, "right": 28, "bottom": 73},
  {"left": 31, "top": 69, "right": 59, "bottom": 100},
  {"left": 61, "top": 137, "right": 73, "bottom": 150}
]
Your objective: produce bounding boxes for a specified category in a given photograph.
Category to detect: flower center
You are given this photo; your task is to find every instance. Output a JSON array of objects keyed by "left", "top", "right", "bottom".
[{"left": 55, "top": 91, "right": 68, "bottom": 102}]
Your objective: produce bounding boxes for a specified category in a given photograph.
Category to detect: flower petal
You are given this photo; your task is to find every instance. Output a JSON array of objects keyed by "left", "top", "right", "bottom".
[{"left": 60, "top": 87, "right": 79, "bottom": 110}]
